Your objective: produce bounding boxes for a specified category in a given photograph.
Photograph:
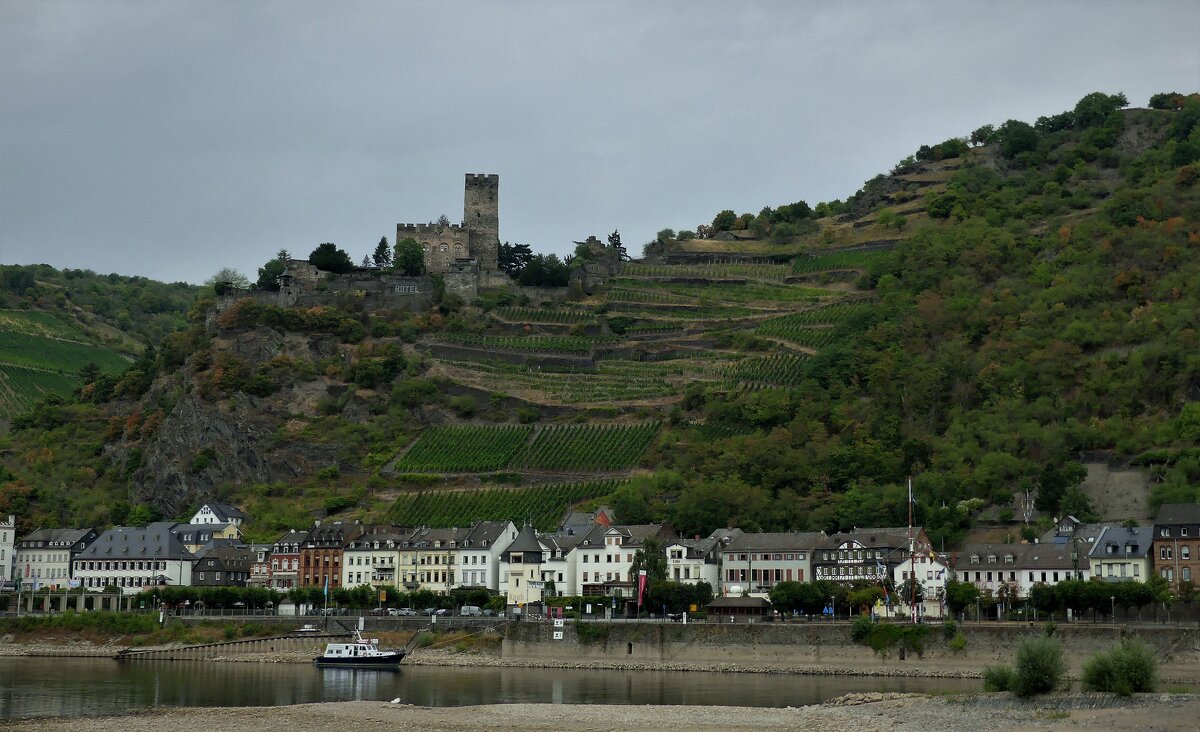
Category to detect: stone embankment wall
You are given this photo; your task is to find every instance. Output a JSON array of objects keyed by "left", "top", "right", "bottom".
[{"left": 502, "top": 622, "right": 1200, "bottom": 678}]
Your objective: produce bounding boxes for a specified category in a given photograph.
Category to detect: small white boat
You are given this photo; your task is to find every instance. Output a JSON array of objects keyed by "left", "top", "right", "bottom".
[{"left": 314, "top": 630, "right": 405, "bottom": 668}]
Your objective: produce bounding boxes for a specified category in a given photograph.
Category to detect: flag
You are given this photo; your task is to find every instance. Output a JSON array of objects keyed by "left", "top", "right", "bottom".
[
  {"left": 323, "top": 576, "right": 329, "bottom": 598},
  {"left": 876, "top": 561, "right": 885, "bottom": 576},
  {"left": 636, "top": 570, "right": 648, "bottom": 607},
  {"left": 882, "top": 584, "right": 890, "bottom": 606}
]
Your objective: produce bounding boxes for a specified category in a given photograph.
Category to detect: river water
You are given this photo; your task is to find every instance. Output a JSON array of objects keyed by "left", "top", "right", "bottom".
[{"left": 0, "top": 657, "right": 980, "bottom": 719}]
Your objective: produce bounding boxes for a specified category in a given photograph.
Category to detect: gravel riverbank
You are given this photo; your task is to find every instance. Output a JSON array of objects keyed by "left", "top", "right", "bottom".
[{"left": 3, "top": 693, "right": 1198, "bottom": 731}]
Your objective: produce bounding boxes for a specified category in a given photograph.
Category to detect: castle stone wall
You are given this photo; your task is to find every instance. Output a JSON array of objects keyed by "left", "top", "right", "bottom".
[
  {"left": 464, "top": 173, "right": 499, "bottom": 272},
  {"left": 397, "top": 222, "right": 470, "bottom": 274}
]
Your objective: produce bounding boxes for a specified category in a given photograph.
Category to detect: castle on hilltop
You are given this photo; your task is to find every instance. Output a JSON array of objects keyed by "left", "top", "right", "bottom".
[{"left": 399, "top": 173, "right": 500, "bottom": 274}]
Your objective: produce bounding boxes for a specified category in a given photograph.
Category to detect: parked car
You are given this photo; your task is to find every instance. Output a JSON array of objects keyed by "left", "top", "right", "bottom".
[
  {"left": 459, "top": 605, "right": 482, "bottom": 617},
  {"left": 369, "top": 607, "right": 388, "bottom": 616},
  {"left": 420, "top": 607, "right": 437, "bottom": 616},
  {"left": 395, "top": 608, "right": 417, "bottom": 616},
  {"left": 481, "top": 609, "right": 497, "bottom": 617},
  {"left": 434, "top": 608, "right": 449, "bottom": 616},
  {"left": 322, "top": 607, "right": 348, "bottom": 616}
]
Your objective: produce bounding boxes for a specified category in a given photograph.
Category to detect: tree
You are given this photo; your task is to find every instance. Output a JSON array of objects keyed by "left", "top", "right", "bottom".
[
  {"left": 1057, "top": 486, "right": 1098, "bottom": 522},
  {"left": 608, "top": 230, "right": 628, "bottom": 261},
  {"left": 970, "top": 124, "right": 996, "bottom": 146},
  {"left": 436, "top": 214, "right": 451, "bottom": 227},
  {"left": 498, "top": 241, "right": 533, "bottom": 277},
  {"left": 629, "top": 537, "right": 668, "bottom": 585},
  {"left": 711, "top": 209, "right": 737, "bottom": 232},
  {"left": 205, "top": 267, "right": 250, "bottom": 294},
  {"left": 372, "top": 237, "right": 392, "bottom": 268},
  {"left": 308, "top": 243, "right": 353, "bottom": 274},
  {"left": 517, "top": 254, "right": 570, "bottom": 287},
  {"left": 1072, "top": 91, "right": 1128, "bottom": 129},
  {"left": 996, "top": 119, "right": 1039, "bottom": 159},
  {"left": 944, "top": 579, "right": 979, "bottom": 616},
  {"left": 393, "top": 237, "right": 424, "bottom": 276},
  {"left": 256, "top": 249, "right": 289, "bottom": 291}
]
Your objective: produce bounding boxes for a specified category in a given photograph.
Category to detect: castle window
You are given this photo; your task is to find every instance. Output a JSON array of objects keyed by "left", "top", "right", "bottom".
[
  {"left": 421, "top": 242, "right": 429, "bottom": 252},
  {"left": 440, "top": 243, "right": 448, "bottom": 252},
  {"left": 454, "top": 244, "right": 463, "bottom": 254}
]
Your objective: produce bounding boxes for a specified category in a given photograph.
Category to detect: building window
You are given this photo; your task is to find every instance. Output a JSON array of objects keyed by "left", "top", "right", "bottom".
[
  {"left": 1182, "top": 546, "right": 1191, "bottom": 560},
  {"left": 1184, "top": 568, "right": 1192, "bottom": 582}
]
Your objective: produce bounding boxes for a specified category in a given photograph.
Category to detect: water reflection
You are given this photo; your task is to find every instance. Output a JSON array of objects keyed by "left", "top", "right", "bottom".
[{"left": 0, "top": 657, "right": 982, "bottom": 719}]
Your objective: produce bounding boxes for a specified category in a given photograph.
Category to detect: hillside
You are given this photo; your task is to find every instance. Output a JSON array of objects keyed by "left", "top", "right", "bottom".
[
  {"left": 1, "top": 91, "right": 1197, "bottom": 548},
  {"left": 0, "top": 265, "right": 200, "bottom": 420}
]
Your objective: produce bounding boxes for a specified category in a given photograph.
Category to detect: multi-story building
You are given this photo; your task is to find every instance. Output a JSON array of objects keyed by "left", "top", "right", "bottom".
[
  {"left": 570, "top": 523, "right": 674, "bottom": 597},
  {"left": 454, "top": 521, "right": 517, "bottom": 591},
  {"left": 399, "top": 527, "right": 468, "bottom": 593},
  {"left": 953, "top": 542, "right": 1076, "bottom": 600},
  {"left": 812, "top": 527, "right": 931, "bottom": 586},
  {"left": 343, "top": 528, "right": 412, "bottom": 588},
  {"left": 192, "top": 543, "right": 252, "bottom": 587},
  {"left": 248, "top": 543, "right": 272, "bottom": 587},
  {"left": 1088, "top": 525, "right": 1153, "bottom": 583},
  {"left": 269, "top": 529, "right": 307, "bottom": 589},
  {"left": 1153, "top": 503, "right": 1200, "bottom": 589},
  {"left": 891, "top": 553, "right": 951, "bottom": 616},
  {"left": 1, "top": 515, "right": 16, "bottom": 584},
  {"left": 169, "top": 522, "right": 243, "bottom": 554},
  {"left": 72, "top": 523, "right": 193, "bottom": 593},
  {"left": 664, "top": 532, "right": 723, "bottom": 588},
  {"left": 12, "top": 528, "right": 98, "bottom": 590},
  {"left": 719, "top": 531, "right": 824, "bottom": 596},
  {"left": 500, "top": 524, "right": 549, "bottom": 610},
  {"left": 300, "top": 520, "right": 367, "bottom": 590}
]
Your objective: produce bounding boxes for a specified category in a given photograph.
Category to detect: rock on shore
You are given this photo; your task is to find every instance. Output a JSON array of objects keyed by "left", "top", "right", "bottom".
[{"left": 3, "top": 694, "right": 1199, "bottom": 732}]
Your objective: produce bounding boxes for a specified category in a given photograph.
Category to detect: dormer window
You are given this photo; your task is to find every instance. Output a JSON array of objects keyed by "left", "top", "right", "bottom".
[
  {"left": 1004, "top": 554, "right": 1014, "bottom": 564},
  {"left": 970, "top": 555, "right": 979, "bottom": 564},
  {"left": 987, "top": 555, "right": 997, "bottom": 564}
]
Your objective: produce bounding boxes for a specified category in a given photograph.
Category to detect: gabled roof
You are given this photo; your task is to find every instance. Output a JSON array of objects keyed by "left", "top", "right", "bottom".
[
  {"left": 347, "top": 528, "right": 414, "bottom": 550},
  {"left": 461, "top": 521, "right": 514, "bottom": 548},
  {"left": 17, "top": 528, "right": 96, "bottom": 546},
  {"left": 206, "top": 502, "right": 247, "bottom": 521},
  {"left": 194, "top": 542, "right": 252, "bottom": 562},
  {"left": 403, "top": 526, "right": 469, "bottom": 548},
  {"left": 954, "top": 542, "right": 1075, "bottom": 570},
  {"left": 722, "top": 531, "right": 825, "bottom": 553},
  {"left": 503, "top": 524, "right": 546, "bottom": 556},
  {"left": 1087, "top": 525, "right": 1153, "bottom": 559},
  {"left": 75, "top": 523, "right": 194, "bottom": 561},
  {"left": 1154, "top": 503, "right": 1200, "bottom": 525},
  {"left": 273, "top": 529, "right": 309, "bottom": 547},
  {"left": 819, "top": 527, "right": 928, "bottom": 550}
]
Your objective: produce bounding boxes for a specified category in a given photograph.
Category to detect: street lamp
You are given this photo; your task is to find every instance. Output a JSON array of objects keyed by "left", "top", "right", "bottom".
[
  {"left": 830, "top": 596, "right": 836, "bottom": 621},
  {"left": 1111, "top": 596, "right": 1115, "bottom": 625}
]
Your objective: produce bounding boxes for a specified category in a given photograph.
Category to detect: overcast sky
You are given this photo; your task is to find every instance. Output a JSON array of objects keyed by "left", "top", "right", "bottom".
[{"left": 2, "top": 1, "right": 1197, "bottom": 284}]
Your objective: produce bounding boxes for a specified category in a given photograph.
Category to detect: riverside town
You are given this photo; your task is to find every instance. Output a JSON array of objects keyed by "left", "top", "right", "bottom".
[{"left": 2, "top": 4, "right": 1200, "bottom": 727}]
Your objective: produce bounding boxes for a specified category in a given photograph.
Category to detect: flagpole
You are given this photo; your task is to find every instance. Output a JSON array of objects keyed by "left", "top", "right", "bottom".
[{"left": 908, "top": 476, "right": 916, "bottom": 624}]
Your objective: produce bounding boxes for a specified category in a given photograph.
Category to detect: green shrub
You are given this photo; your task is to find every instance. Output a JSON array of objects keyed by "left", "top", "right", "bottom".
[
  {"left": 949, "top": 631, "right": 968, "bottom": 652},
  {"left": 942, "top": 618, "right": 958, "bottom": 640},
  {"left": 414, "top": 631, "right": 435, "bottom": 648},
  {"left": 851, "top": 614, "right": 874, "bottom": 642},
  {"left": 983, "top": 665, "right": 1016, "bottom": 692},
  {"left": 1012, "top": 637, "right": 1066, "bottom": 697},
  {"left": 1081, "top": 640, "right": 1158, "bottom": 696}
]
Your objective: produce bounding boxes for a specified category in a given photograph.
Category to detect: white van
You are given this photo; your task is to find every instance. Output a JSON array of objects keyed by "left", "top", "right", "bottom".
[{"left": 459, "top": 605, "right": 482, "bottom": 617}]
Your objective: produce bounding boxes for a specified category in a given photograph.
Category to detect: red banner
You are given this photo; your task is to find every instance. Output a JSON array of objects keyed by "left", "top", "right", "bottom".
[{"left": 637, "top": 570, "right": 648, "bottom": 607}]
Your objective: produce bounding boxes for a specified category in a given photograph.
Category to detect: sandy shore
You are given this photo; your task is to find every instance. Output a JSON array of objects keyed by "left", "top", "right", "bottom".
[{"left": 3, "top": 694, "right": 1199, "bottom": 732}]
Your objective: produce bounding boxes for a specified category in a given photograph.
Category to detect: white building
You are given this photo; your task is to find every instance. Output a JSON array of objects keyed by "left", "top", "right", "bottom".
[
  {"left": 12, "top": 528, "right": 99, "bottom": 590},
  {"left": 664, "top": 532, "right": 724, "bottom": 588},
  {"left": 72, "top": 523, "right": 194, "bottom": 594},
  {"left": 953, "top": 542, "right": 1082, "bottom": 601},
  {"left": 891, "top": 553, "right": 951, "bottom": 617},
  {"left": 342, "top": 529, "right": 409, "bottom": 588},
  {"left": 190, "top": 503, "right": 246, "bottom": 527},
  {"left": 500, "top": 524, "right": 550, "bottom": 609},
  {"left": 569, "top": 524, "right": 671, "bottom": 597},
  {"left": 0, "top": 515, "right": 14, "bottom": 584},
  {"left": 454, "top": 521, "right": 517, "bottom": 591}
]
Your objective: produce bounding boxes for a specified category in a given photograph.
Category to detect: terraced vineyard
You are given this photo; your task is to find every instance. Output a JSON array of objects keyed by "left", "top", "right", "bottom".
[
  {"left": 393, "top": 425, "right": 532, "bottom": 472},
  {"left": 388, "top": 480, "right": 625, "bottom": 531},
  {"left": 607, "top": 287, "right": 697, "bottom": 305},
  {"left": 438, "top": 358, "right": 728, "bottom": 404},
  {"left": 610, "top": 279, "right": 831, "bottom": 305},
  {"left": 512, "top": 422, "right": 660, "bottom": 470},
  {"left": 0, "top": 310, "right": 133, "bottom": 417},
  {"left": 622, "top": 262, "right": 792, "bottom": 281},
  {"left": 792, "top": 250, "right": 885, "bottom": 273},
  {"left": 393, "top": 422, "right": 662, "bottom": 472},
  {"left": 492, "top": 307, "right": 598, "bottom": 325},
  {"left": 754, "top": 323, "right": 837, "bottom": 348},
  {"left": 728, "top": 354, "right": 810, "bottom": 387},
  {"left": 0, "top": 364, "right": 82, "bottom": 413},
  {"left": 431, "top": 333, "right": 616, "bottom": 354}
]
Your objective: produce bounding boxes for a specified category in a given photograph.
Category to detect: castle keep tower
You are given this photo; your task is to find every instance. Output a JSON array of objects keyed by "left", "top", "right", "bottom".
[{"left": 463, "top": 173, "right": 499, "bottom": 272}]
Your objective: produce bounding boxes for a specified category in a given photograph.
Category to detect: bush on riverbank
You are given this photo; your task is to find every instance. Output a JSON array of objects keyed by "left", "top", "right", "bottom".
[
  {"left": 0, "top": 612, "right": 282, "bottom": 646},
  {"left": 1082, "top": 640, "right": 1158, "bottom": 695},
  {"left": 982, "top": 637, "right": 1066, "bottom": 697},
  {"left": 850, "top": 616, "right": 933, "bottom": 658}
]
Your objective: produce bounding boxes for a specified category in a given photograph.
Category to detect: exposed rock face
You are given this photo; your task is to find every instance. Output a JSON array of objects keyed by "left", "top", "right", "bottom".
[
  {"left": 123, "top": 325, "right": 349, "bottom": 516},
  {"left": 128, "top": 393, "right": 335, "bottom": 517}
]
